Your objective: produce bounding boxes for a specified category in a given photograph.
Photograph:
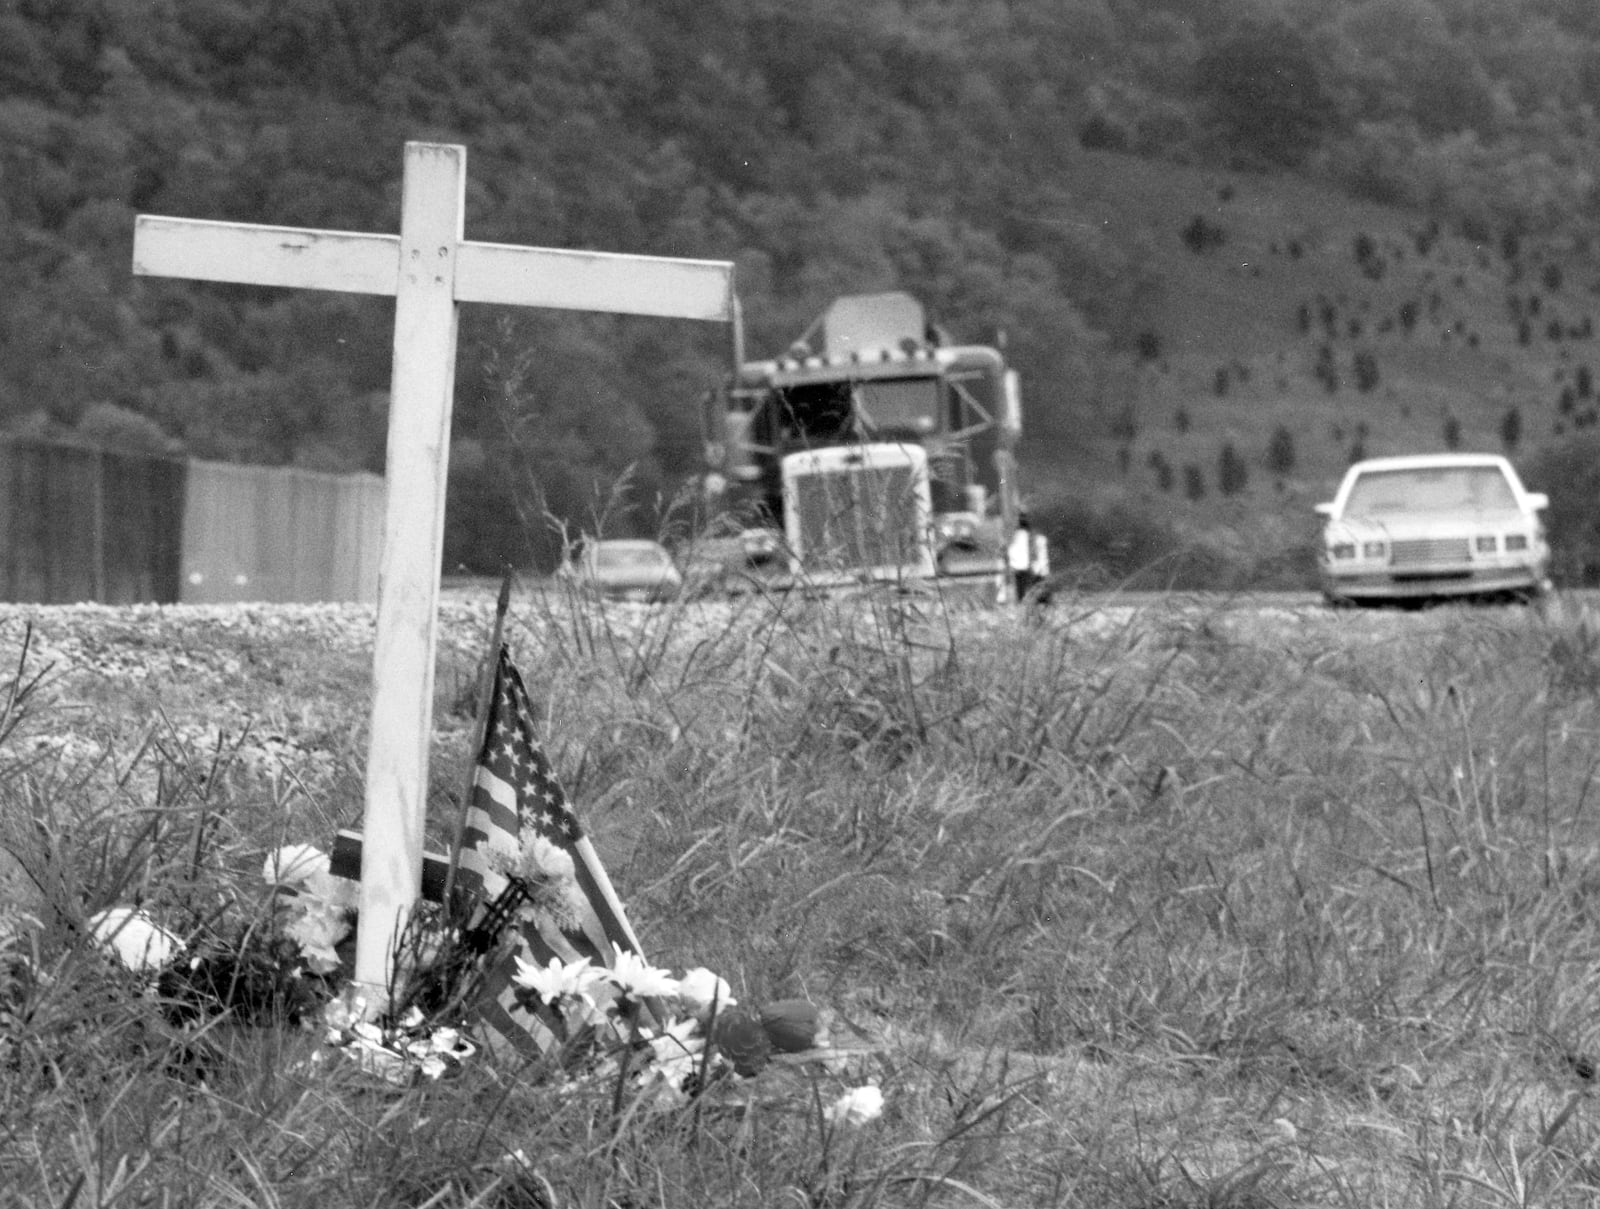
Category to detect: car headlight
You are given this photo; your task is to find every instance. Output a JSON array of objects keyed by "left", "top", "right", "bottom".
[
  {"left": 1331, "top": 542, "right": 1356, "bottom": 560},
  {"left": 1361, "top": 541, "right": 1386, "bottom": 560},
  {"left": 1475, "top": 535, "right": 1497, "bottom": 553},
  {"left": 1505, "top": 534, "right": 1529, "bottom": 552}
]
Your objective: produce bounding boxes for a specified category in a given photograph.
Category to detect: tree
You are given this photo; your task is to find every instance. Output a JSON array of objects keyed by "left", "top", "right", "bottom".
[
  {"left": 1193, "top": 22, "right": 1339, "bottom": 166},
  {"left": 1529, "top": 436, "right": 1600, "bottom": 583}
]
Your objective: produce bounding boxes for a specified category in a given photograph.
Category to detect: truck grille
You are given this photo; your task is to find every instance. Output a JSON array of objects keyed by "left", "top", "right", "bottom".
[
  {"left": 1389, "top": 538, "right": 1471, "bottom": 566},
  {"left": 792, "top": 464, "right": 921, "bottom": 574}
]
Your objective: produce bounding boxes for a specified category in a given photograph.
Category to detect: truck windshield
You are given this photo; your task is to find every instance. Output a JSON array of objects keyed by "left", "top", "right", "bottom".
[
  {"left": 777, "top": 383, "right": 853, "bottom": 445},
  {"left": 858, "top": 378, "right": 939, "bottom": 435}
]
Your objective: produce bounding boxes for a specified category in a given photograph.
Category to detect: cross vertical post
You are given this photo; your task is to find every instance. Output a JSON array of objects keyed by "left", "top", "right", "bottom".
[
  {"left": 354, "top": 144, "right": 464, "bottom": 1002},
  {"left": 131, "top": 141, "right": 735, "bottom": 1013}
]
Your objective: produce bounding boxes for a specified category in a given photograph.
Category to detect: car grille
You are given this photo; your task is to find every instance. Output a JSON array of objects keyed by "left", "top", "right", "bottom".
[{"left": 1389, "top": 538, "right": 1471, "bottom": 566}]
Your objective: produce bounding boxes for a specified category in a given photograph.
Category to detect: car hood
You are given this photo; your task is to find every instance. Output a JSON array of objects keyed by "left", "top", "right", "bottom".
[
  {"left": 1326, "top": 511, "right": 1528, "bottom": 541},
  {"left": 591, "top": 565, "right": 680, "bottom": 586}
]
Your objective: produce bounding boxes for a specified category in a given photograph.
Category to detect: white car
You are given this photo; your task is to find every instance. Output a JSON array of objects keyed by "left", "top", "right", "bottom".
[{"left": 1315, "top": 454, "right": 1551, "bottom": 605}]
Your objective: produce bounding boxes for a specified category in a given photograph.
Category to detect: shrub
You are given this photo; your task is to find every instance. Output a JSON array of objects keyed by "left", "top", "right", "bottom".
[
  {"left": 1267, "top": 425, "right": 1296, "bottom": 475},
  {"left": 1029, "top": 493, "right": 1296, "bottom": 589},
  {"left": 1079, "top": 112, "right": 1131, "bottom": 151},
  {"left": 76, "top": 403, "right": 181, "bottom": 458},
  {"left": 1218, "top": 442, "right": 1249, "bottom": 495},
  {"left": 1181, "top": 215, "right": 1227, "bottom": 254},
  {"left": 1353, "top": 351, "right": 1380, "bottom": 393},
  {"left": 1500, "top": 406, "right": 1523, "bottom": 451}
]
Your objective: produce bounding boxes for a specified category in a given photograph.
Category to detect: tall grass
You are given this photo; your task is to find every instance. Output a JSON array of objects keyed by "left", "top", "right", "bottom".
[{"left": 6, "top": 590, "right": 1600, "bottom": 1205}]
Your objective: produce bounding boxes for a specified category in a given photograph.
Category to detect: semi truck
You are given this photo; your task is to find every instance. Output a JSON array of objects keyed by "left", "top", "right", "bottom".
[{"left": 697, "top": 291, "right": 1023, "bottom": 595}]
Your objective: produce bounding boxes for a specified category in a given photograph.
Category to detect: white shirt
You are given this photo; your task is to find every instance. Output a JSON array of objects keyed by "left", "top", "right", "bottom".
[{"left": 1008, "top": 528, "right": 1032, "bottom": 571}]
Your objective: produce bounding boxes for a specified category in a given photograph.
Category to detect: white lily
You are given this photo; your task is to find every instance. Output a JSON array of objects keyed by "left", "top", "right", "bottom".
[
  {"left": 606, "top": 946, "right": 680, "bottom": 1003},
  {"left": 512, "top": 954, "right": 605, "bottom": 1005},
  {"left": 826, "top": 1085, "right": 885, "bottom": 1129}
]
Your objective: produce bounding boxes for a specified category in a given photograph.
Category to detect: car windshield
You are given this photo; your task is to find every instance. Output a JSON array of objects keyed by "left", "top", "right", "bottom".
[
  {"left": 1342, "top": 466, "right": 1520, "bottom": 518},
  {"left": 594, "top": 544, "right": 669, "bottom": 570}
]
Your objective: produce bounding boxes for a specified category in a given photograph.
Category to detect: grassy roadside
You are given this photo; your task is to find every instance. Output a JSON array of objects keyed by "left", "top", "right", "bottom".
[{"left": 4, "top": 587, "right": 1600, "bottom": 1206}]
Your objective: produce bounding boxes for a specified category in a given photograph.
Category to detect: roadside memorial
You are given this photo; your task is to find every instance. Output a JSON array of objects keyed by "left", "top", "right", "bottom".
[
  {"left": 316, "top": 610, "right": 867, "bottom": 1099},
  {"left": 131, "top": 141, "right": 735, "bottom": 1008}
]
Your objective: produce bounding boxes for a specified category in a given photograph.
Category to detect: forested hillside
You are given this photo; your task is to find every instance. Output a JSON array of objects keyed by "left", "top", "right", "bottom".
[{"left": 7, "top": 0, "right": 1600, "bottom": 573}]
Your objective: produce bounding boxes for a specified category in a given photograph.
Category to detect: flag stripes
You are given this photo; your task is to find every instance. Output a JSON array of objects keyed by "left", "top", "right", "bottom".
[{"left": 455, "top": 645, "right": 645, "bottom": 1060}]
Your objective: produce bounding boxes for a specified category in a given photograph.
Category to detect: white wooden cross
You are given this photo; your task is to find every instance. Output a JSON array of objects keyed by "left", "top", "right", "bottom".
[{"left": 133, "top": 142, "right": 734, "bottom": 1008}]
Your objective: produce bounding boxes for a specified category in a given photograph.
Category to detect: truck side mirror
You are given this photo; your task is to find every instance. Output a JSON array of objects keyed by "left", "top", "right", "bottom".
[{"left": 1001, "top": 370, "right": 1022, "bottom": 437}]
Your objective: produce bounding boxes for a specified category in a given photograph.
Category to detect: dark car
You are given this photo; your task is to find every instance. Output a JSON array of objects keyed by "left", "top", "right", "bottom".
[{"left": 561, "top": 539, "right": 683, "bottom": 602}]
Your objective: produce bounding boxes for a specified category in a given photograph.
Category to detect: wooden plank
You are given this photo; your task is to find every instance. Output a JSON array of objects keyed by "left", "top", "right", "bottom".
[
  {"left": 456, "top": 241, "right": 734, "bottom": 320},
  {"left": 352, "top": 141, "right": 464, "bottom": 999},
  {"left": 133, "top": 216, "right": 400, "bottom": 296},
  {"left": 331, "top": 830, "right": 450, "bottom": 904}
]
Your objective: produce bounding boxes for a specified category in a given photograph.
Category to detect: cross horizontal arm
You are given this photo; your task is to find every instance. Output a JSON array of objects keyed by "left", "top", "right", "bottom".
[
  {"left": 455, "top": 242, "right": 734, "bottom": 321},
  {"left": 135, "top": 216, "right": 734, "bottom": 323},
  {"left": 134, "top": 216, "right": 402, "bottom": 296}
]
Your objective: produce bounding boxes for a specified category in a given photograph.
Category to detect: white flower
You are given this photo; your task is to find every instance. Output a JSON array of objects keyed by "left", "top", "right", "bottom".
[
  {"left": 512, "top": 954, "right": 605, "bottom": 1005},
  {"left": 826, "top": 1085, "right": 884, "bottom": 1129},
  {"left": 523, "top": 835, "right": 576, "bottom": 883},
  {"left": 676, "top": 966, "right": 736, "bottom": 1021},
  {"left": 264, "top": 844, "right": 329, "bottom": 888},
  {"left": 648, "top": 1017, "right": 703, "bottom": 1065},
  {"left": 265, "top": 844, "right": 359, "bottom": 909},
  {"left": 323, "top": 989, "right": 368, "bottom": 1035},
  {"left": 606, "top": 946, "right": 680, "bottom": 1002},
  {"left": 88, "top": 907, "right": 184, "bottom": 973},
  {"left": 286, "top": 904, "right": 350, "bottom": 973},
  {"left": 635, "top": 1021, "right": 706, "bottom": 1110}
]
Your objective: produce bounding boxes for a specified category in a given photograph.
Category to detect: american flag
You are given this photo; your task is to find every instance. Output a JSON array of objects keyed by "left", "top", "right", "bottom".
[{"left": 456, "top": 645, "right": 644, "bottom": 1059}]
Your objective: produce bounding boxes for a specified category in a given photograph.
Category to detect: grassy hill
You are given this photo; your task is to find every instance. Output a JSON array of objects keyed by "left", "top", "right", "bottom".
[{"left": 1020, "top": 150, "right": 1600, "bottom": 583}]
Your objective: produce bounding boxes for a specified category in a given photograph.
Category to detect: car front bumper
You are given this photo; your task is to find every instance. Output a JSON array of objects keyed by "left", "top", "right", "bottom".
[{"left": 1320, "top": 561, "right": 1550, "bottom": 602}]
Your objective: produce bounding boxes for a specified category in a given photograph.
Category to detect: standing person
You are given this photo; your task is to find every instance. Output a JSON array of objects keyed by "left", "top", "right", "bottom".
[
  {"left": 1009, "top": 512, "right": 1037, "bottom": 603},
  {"left": 1030, "top": 524, "right": 1051, "bottom": 605}
]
